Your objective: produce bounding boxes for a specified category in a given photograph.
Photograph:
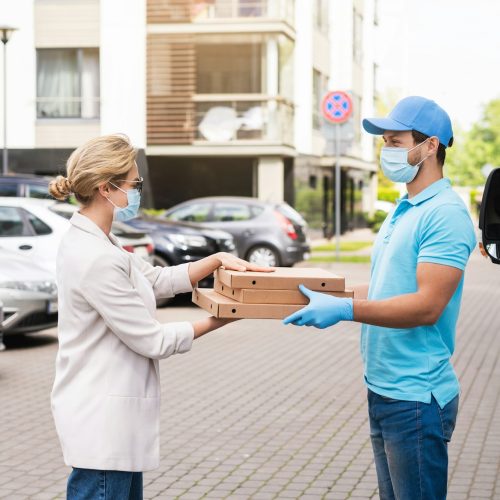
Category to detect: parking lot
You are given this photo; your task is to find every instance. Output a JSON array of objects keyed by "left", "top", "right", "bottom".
[{"left": 1, "top": 253, "right": 499, "bottom": 499}]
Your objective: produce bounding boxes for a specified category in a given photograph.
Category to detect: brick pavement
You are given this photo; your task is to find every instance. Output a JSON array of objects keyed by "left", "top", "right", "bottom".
[{"left": 0, "top": 251, "right": 499, "bottom": 499}]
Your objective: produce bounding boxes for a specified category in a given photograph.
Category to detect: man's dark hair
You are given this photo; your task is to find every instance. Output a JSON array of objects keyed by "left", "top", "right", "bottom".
[{"left": 411, "top": 130, "right": 451, "bottom": 166}]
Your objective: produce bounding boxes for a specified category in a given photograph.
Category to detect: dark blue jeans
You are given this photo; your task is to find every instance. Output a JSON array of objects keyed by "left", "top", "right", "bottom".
[
  {"left": 67, "top": 468, "right": 143, "bottom": 500},
  {"left": 368, "top": 390, "right": 459, "bottom": 500}
]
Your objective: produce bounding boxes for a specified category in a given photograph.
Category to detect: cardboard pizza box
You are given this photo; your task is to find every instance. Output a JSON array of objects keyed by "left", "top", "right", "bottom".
[
  {"left": 214, "top": 266, "right": 345, "bottom": 292},
  {"left": 192, "top": 288, "right": 304, "bottom": 319},
  {"left": 214, "top": 280, "right": 354, "bottom": 305}
]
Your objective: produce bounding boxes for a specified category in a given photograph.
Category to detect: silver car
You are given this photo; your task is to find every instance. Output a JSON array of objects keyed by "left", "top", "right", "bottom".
[
  {"left": 0, "top": 248, "right": 58, "bottom": 335},
  {"left": 163, "top": 197, "right": 311, "bottom": 267}
]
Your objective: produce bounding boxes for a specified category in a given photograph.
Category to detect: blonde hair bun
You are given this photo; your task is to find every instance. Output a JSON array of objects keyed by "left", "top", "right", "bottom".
[
  {"left": 49, "top": 134, "right": 136, "bottom": 205},
  {"left": 49, "top": 175, "right": 72, "bottom": 201}
]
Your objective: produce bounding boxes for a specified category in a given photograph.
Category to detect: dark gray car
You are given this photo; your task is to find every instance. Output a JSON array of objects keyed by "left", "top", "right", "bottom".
[{"left": 163, "top": 197, "right": 310, "bottom": 267}]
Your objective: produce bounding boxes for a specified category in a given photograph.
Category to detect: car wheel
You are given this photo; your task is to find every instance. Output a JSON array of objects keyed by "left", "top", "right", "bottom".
[
  {"left": 153, "top": 254, "right": 174, "bottom": 307},
  {"left": 246, "top": 246, "right": 280, "bottom": 267}
]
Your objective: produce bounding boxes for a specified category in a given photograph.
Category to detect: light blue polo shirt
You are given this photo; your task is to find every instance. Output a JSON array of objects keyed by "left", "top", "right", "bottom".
[{"left": 361, "top": 178, "right": 476, "bottom": 408}]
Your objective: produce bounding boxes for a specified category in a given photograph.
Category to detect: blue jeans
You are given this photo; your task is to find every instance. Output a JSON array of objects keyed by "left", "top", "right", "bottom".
[
  {"left": 368, "top": 390, "right": 459, "bottom": 500},
  {"left": 67, "top": 468, "right": 143, "bottom": 500}
]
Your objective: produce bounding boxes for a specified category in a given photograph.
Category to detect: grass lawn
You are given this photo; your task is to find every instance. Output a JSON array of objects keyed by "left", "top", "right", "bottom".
[{"left": 312, "top": 241, "right": 373, "bottom": 252}]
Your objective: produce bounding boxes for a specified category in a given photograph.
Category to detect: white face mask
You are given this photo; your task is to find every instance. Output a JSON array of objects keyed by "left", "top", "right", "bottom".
[{"left": 380, "top": 138, "right": 431, "bottom": 183}]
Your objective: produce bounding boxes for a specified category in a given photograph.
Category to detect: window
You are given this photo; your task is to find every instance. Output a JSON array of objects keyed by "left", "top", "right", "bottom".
[
  {"left": 167, "top": 203, "right": 211, "bottom": 222},
  {"left": 276, "top": 203, "right": 306, "bottom": 226},
  {"left": 314, "top": 0, "right": 329, "bottom": 33},
  {"left": 37, "top": 48, "right": 100, "bottom": 119},
  {"left": 0, "top": 183, "right": 18, "bottom": 197},
  {"left": 27, "top": 184, "right": 50, "bottom": 199},
  {"left": 49, "top": 207, "right": 74, "bottom": 220},
  {"left": 313, "top": 69, "right": 327, "bottom": 130},
  {"left": 196, "top": 43, "right": 262, "bottom": 94},
  {"left": 24, "top": 211, "right": 52, "bottom": 235},
  {"left": 0, "top": 207, "right": 28, "bottom": 237},
  {"left": 213, "top": 203, "right": 252, "bottom": 222}
]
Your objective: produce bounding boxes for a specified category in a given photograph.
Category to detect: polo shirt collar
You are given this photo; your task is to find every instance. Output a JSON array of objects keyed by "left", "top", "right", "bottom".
[{"left": 398, "top": 178, "right": 451, "bottom": 207}]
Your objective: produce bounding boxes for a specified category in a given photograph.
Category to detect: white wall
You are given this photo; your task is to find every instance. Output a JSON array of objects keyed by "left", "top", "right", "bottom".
[
  {"left": 329, "top": 0, "right": 353, "bottom": 91},
  {"left": 0, "top": 0, "right": 36, "bottom": 149},
  {"left": 361, "top": 0, "right": 376, "bottom": 163},
  {"left": 100, "top": 0, "right": 146, "bottom": 148},
  {"left": 293, "top": 0, "right": 313, "bottom": 154},
  {"left": 257, "top": 157, "right": 284, "bottom": 202}
]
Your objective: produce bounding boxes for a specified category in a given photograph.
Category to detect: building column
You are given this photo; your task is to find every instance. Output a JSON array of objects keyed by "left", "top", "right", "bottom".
[{"left": 257, "top": 156, "right": 284, "bottom": 202}]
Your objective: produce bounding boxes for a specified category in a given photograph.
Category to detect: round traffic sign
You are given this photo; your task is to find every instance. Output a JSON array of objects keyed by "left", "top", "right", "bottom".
[{"left": 321, "top": 90, "right": 353, "bottom": 124}]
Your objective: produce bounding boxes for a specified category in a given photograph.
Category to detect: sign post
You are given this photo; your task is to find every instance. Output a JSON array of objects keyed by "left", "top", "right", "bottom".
[{"left": 321, "top": 90, "right": 353, "bottom": 260}]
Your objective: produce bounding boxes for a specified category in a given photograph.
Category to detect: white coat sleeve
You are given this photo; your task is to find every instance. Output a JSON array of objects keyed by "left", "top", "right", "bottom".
[
  {"left": 81, "top": 253, "right": 194, "bottom": 359},
  {"left": 128, "top": 253, "right": 193, "bottom": 299}
]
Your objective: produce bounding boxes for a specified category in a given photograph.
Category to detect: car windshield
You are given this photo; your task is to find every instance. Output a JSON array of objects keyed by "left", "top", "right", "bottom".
[{"left": 167, "top": 203, "right": 211, "bottom": 222}]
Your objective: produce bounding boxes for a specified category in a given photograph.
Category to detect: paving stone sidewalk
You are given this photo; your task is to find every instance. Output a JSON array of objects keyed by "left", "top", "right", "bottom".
[{"left": 0, "top": 251, "right": 499, "bottom": 499}]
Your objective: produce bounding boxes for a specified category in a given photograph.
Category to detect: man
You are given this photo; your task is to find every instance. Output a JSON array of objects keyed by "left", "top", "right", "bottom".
[{"left": 284, "top": 96, "right": 476, "bottom": 499}]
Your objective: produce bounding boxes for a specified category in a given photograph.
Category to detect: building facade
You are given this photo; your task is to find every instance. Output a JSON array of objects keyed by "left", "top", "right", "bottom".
[{"left": 1, "top": 0, "right": 377, "bottom": 230}]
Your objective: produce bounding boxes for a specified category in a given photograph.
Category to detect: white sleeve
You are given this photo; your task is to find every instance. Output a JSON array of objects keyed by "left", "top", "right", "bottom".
[
  {"left": 81, "top": 254, "right": 194, "bottom": 359},
  {"left": 128, "top": 253, "right": 193, "bottom": 299}
]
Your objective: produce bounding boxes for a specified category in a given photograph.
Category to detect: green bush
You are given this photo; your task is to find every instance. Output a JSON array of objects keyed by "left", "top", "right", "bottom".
[
  {"left": 295, "top": 186, "right": 324, "bottom": 229},
  {"left": 365, "top": 210, "right": 388, "bottom": 233},
  {"left": 377, "top": 187, "right": 400, "bottom": 203},
  {"left": 142, "top": 208, "right": 166, "bottom": 217}
]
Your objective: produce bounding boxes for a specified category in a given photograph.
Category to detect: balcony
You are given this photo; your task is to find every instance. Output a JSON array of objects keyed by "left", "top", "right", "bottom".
[
  {"left": 36, "top": 97, "right": 100, "bottom": 119},
  {"left": 148, "top": 0, "right": 295, "bottom": 27},
  {"left": 193, "top": 95, "right": 293, "bottom": 146},
  {"left": 192, "top": 0, "right": 294, "bottom": 24}
]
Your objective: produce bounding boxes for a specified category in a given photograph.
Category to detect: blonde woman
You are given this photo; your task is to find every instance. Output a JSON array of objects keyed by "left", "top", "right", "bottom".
[{"left": 49, "top": 134, "right": 270, "bottom": 500}]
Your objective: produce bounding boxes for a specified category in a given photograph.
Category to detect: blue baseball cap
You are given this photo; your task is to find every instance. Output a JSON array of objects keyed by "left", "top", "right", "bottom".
[{"left": 362, "top": 96, "right": 454, "bottom": 148}]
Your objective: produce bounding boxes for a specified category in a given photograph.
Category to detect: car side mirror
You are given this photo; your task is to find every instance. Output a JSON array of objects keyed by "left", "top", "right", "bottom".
[{"left": 479, "top": 168, "right": 500, "bottom": 264}]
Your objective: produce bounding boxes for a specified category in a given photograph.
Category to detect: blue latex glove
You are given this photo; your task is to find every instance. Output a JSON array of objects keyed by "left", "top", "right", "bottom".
[{"left": 283, "top": 284, "right": 354, "bottom": 329}]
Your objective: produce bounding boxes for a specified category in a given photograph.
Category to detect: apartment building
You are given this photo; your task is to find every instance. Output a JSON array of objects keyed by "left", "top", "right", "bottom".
[
  {"left": 294, "top": 0, "right": 378, "bottom": 234},
  {"left": 1, "top": 0, "right": 377, "bottom": 228}
]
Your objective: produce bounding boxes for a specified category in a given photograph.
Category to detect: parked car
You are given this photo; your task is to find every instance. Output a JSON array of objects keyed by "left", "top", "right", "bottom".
[
  {"left": 0, "top": 174, "right": 55, "bottom": 199},
  {"left": 126, "top": 215, "right": 236, "bottom": 305},
  {"left": 0, "top": 198, "right": 154, "bottom": 274},
  {"left": 0, "top": 299, "right": 5, "bottom": 350},
  {"left": 162, "top": 197, "right": 311, "bottom": 267},
  {"left": 0, "top": 248, "right": 58, "bottom": 335}
]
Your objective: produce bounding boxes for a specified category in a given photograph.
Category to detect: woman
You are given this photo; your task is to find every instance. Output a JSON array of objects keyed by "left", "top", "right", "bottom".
[{"left": 49, "top": 134, "right": 270, "bottom": 499}]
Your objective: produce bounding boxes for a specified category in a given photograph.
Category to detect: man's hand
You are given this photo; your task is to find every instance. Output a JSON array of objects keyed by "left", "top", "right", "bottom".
[
  {"left": 283, "top": 285, "right": 354, "bottom": 329},
  {"left": 216, "top": 252, "right": 275, "bottom": 273}
]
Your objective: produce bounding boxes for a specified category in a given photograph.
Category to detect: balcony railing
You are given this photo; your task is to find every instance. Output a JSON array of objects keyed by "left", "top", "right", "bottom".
[
  {"left": 193, "top": 94, "right": 293, "bottom": 145},
  {"left": 36, "top": 97, "right": 100, "bottom": 119},
  {"left": 192, "top": 0, "right": 294, "bottom": 24}
]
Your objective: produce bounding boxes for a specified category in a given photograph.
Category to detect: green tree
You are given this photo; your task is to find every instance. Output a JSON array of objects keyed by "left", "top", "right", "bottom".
[{"left": 445, "top": 98, "right": 500, "bottom": 187}]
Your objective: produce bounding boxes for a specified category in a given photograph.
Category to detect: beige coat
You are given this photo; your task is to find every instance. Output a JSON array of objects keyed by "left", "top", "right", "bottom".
[{"left": 51, "top": 212, "right": 194, "bottom": 471}]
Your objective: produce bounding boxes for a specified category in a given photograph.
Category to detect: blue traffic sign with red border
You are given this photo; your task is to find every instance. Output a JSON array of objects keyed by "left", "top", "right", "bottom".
[{"left": 321, "top": 90, "right": 353, "bottom": 124}]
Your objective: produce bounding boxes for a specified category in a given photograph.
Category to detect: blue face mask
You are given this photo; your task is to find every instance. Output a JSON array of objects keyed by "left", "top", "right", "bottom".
[
  {"left": 380, "top": 138, "right": 430, "bottom": 183},
  {"left": 106, "top": 183, "right": 141, "bottom": 221}
]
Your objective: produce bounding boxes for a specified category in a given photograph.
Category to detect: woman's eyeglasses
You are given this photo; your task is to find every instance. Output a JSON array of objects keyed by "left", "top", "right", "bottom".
[{"left": 115, "top": 177, "right": 144, "bottom": 194}]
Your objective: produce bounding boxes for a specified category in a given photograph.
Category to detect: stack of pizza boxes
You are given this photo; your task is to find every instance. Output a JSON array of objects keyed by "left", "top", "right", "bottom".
[{"left": 192, "top": 267, "right": 353, "bottom": 319}]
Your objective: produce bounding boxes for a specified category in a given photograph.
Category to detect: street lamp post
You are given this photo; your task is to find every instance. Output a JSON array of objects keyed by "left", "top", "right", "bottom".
[{"left": 1, "top": 26, "right": 18, "bottom": 176}]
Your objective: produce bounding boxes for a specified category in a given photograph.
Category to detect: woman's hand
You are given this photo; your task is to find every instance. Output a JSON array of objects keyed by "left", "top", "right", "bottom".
[
  {"left": 216, "top": 252, "right": 275, "bottom": 273},
  {"left": 188, "top": 252, "right": 274, "bottom": 286}
]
